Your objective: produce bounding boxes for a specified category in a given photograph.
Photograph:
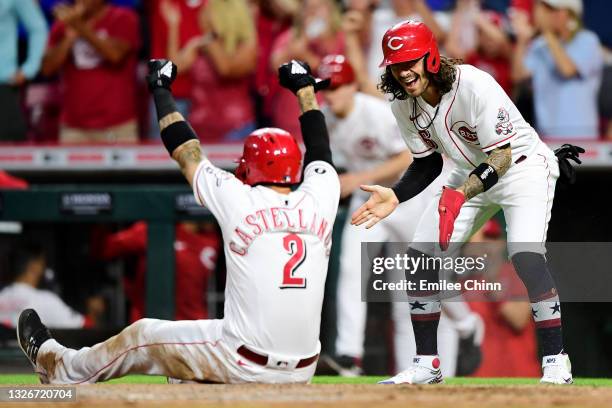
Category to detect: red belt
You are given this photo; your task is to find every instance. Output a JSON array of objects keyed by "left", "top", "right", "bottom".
[{"left": 237, "top": 346, "right": 319, "bottom": 368}]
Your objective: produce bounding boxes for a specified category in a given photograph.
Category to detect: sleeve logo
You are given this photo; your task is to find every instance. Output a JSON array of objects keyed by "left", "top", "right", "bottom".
[{"left": 495, "top": 108, "right": 514, "bottom": 136}]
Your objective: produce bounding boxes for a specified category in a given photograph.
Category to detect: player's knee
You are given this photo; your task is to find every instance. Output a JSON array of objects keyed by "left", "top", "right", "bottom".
[
  {"left": 511, "top": 252, "right": 557, "bottom": 300},
  {"left": 125, "top": 318, "right": 160, "bottom": 342}
]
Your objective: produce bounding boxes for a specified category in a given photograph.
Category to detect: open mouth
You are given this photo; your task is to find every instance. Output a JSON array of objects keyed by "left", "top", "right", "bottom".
[{"left": 403, "top": 76, "right": 419, "bottom": 88}]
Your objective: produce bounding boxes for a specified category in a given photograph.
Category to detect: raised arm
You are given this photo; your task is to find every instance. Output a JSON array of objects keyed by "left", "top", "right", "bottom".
[
  {"left": 42, "top": 5, "right": 81, "bottom": 76},
  {"left": 160, "top": 0, "right": 200, "bottom": 73},
  {"left": 147, "top": 60, "right": 204, "bottom": 186},
  {"left": 278, "top": 59, "right": 334, "bottom": 167},
  {"left": 509, "top": 9, "right": 535, "bottom": 83},
  {"left": 52, "top": 3, "right": 136, "bottom": 67}
]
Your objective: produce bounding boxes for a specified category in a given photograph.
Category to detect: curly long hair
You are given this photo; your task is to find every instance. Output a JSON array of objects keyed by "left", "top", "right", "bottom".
[{"left": 379, "top": 56, "right": 462, "bottom": 100}]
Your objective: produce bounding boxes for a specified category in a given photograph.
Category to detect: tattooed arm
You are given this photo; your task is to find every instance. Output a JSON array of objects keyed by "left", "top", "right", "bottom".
[
  {"left": 457, "top": 144, "right": 512, "bottom": 200},
  {"left": 296, "top": 86, "right": 319, "bottom": 113},
  {"left": 159, "top": 111, "right": 203, "bottom": 188}
]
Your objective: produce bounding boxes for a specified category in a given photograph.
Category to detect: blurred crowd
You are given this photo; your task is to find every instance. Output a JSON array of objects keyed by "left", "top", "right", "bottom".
[{"left": 0, "top": 0, "right": 611, "bottom": 145}]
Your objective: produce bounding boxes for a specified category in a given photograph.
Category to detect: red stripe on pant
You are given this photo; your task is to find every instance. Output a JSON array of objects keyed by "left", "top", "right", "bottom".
[
  {"left": 411, "top": 312, "right": 441, "bottom": 322},
  {"left": 535, "top": 318, "right": 562, "bottom": 329}
]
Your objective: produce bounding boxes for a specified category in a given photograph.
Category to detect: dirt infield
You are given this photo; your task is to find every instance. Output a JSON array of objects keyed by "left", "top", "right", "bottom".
[{"left": 8, "top": 383, "right": 612, "bottom": 408}]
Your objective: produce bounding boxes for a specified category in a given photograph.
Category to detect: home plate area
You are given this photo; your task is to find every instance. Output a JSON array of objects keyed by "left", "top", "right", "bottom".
[{"left": 11, "top": 382, "right": 612, "bottom": 408}]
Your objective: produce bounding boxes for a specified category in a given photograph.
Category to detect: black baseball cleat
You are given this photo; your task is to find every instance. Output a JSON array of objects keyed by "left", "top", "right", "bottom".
[{"left": 16, "top": 309, "right": 52, "bottom": 368}]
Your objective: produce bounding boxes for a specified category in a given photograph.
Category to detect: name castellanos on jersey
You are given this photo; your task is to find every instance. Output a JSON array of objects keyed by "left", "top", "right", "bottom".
[{"left": 229, "top": 206, "right": 333, "bottom": 256}]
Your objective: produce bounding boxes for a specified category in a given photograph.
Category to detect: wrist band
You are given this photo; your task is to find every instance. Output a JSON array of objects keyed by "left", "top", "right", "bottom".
[{"left": 470, "top": 163, "right": 499, "bottom": 191}]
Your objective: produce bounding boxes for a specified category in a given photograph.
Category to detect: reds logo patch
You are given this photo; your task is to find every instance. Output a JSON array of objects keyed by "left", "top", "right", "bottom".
[
  {"left": 451, "top": 122, "right": 479, "bottom": 145},
  {"left": 495, "top": 108, "right": 514, "bottom": 136},
  {"left": 387, "top": 36, "right": 404, "bottom": 51},
  {"left": 355, "top": 137, "right": 379, "bottom": 158},
  {"left": 418, "top": 130, "right": 438, "bottom": 150}
]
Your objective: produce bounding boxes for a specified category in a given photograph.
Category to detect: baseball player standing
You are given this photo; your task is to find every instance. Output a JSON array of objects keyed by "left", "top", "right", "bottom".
[
  {"left": 352, "top": 21, "right": 581, "bottom": 384},
  {"left": 317, "top": 54, "right": 483, "bottom": 376},
  {"left": 16, "top": 58, "right": 340, "bottom": 384}
]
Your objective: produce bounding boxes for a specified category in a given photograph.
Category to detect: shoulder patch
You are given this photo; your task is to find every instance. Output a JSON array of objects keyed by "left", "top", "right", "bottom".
[{"left": 495, "top": 108, "right": 514, "bottom": 136}]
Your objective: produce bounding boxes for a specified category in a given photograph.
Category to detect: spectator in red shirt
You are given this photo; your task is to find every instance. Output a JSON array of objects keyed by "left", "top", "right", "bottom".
[
  {"left": 41, "top": 0, "right": 141, "bottom": 144},
  {"left": 269, "top": 0, "right": 346, "bottom": 138},
  {"left": 161, "top": 0, "right": 257, "bottom": 143},
  {"left": 446, "top": 5, "right": 513, "bottom": 95},
  {"left": 464, "top": 220, "right": 541, "bottom": 377},
  {"left": 147, "top": 0, "right": 204, "bottom": 139},
  {"left": 95, "top": 221, "right": 220, "bottom": 322}
]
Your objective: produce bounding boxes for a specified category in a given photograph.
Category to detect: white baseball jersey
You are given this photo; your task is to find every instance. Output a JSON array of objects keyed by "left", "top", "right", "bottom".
[
  {"left": 192, "top": 158, "right": 340, "bottom": 357},
  {"left": 392, "top": 65, "right": 543, "bottom": 171},
  {"left": 323, "top": 92, "right": 407, "bottom": 175},
  {"left": 35, "top": 157, "right": 340, "bottom": 386},
  {"left": 0, "top": 283, "right": 85, "bottom": 328},
  {"left": 391, "top": 65, "right": 560, "bottom": 257},
  {"left": 323, "top": 92, "right": 465, "bottom": 375}
]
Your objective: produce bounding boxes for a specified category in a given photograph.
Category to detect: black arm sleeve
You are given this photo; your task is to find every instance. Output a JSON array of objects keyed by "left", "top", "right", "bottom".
[
  {"left": 152, "top": 88, "right": 178, "bottom": 121},
  {"left": 299, "top": 110, "right": 334, "bottom": 168},
  {"left": 392, "top": 152, "right": 443, "bottom": 203}
]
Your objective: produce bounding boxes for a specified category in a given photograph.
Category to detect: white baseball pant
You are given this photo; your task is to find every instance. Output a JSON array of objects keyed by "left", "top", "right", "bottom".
[{"left": 35, "top": 319, "right": 317, "bottom": 384}]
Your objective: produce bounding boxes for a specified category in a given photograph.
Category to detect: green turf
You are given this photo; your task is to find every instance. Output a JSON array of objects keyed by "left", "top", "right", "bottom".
[{"left": 1, "top": 374, "right": 612, "bottom": 386}]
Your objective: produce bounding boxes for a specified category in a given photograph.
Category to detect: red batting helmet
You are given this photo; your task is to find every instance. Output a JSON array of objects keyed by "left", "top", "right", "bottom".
[
  {"left": 379, "top": 20, "right": 440, "bottom": 73},
  {"left": 317, "top": 54, "right": 356, "bottom": 89},
  {"left": 235, "top": 128, "right": 303, "bottom": 186}
]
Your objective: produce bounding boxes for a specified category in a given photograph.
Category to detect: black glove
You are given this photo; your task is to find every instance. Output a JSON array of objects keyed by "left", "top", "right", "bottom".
[
  {"left": 147, "top": 59, "right": 177, "bottom": 92},
  {"left": 278, "top": 60, "right": 331, "bottom": 94},
  {"left": 554, "top": 143, "right": 585, "bottom": 185}
]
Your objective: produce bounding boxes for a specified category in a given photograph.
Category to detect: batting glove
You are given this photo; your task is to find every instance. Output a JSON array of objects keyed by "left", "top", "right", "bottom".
[
  {"left": 438, "top": 187, "right": 465, "bottom": 251},
  {"left": 278, "top": 60, "right": 331, "bottom": 94},
  {"left": 147, "top": 59, "right": 177, "bottom": 92},
  {"left": 554, "top": 144, "right": 584, "bottom": 185}
]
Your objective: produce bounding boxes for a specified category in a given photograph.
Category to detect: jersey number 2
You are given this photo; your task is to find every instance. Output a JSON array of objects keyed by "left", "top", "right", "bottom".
[{"left": 280, "top": 234, "right": 307, "bottom": 289}]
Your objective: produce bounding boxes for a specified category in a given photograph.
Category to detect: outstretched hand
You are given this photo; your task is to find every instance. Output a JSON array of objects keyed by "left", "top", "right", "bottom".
[{"left": 350, "top": 185, "right": 399, "bottom": 229}]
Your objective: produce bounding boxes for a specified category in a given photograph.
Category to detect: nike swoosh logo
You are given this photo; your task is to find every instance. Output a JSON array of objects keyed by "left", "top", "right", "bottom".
[
  {"left": 237, "top": 360, "right": 248, "bottom": 367},
  {"left": 564, "top": 377, "right": 572, "bottom": 383}
]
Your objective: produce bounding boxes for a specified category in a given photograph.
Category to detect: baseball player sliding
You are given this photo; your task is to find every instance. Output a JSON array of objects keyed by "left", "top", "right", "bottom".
[
  {"left": 316, "top": 54, "right": 483, "bottom": 377},
  {"left": 16, "top": 59, "right": 340, "bottom": 384},
  {"left": 351, "top": 21, "right": 582, "bottom": 385}
]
